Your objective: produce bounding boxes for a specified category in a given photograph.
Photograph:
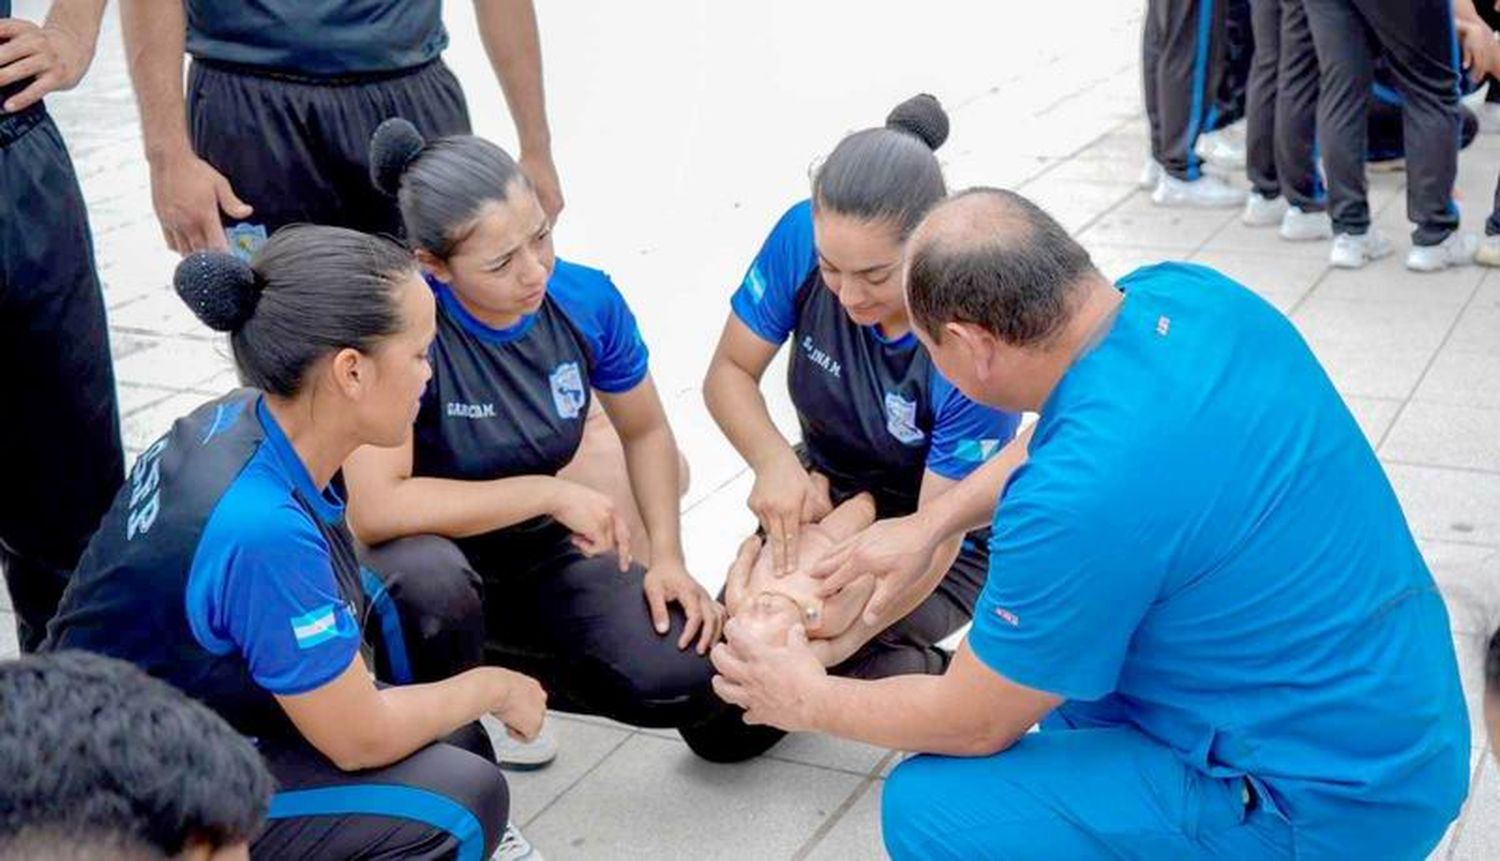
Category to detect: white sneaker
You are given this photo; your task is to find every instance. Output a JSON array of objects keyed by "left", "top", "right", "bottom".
[
  {"left": 1405, "top": 232, "right": 1478, "bottom": 272},
  {"left": 494, "top": 823, "right": 544, "bottom": 861},
  {"left": 1279, "top": 206, "right": 1333, "bottom": 242},
  {"left": 1196, "top": 129, "right": 1247, "bottom": 171},
  {"left": 1479, "top": 102, "right": 1500, "bottom": 134},
  {"left": 495, "top": 724, "right": 558, "bottom": 771},
  {"left": 1138, "top": 159, "right": 1163, "bottom": 190},
  {"left": 1242, "top": 194, "right": 1288, "bottom": 227},
  {"left": 1152, "top": 174, "right": 1246, "bottom": 209},
  {"left": 1329, "top": 230, "right": 1394, "bottom": 269},
  {"left": 1475, "top": 235, "right": 1500, "bottom": 266}
]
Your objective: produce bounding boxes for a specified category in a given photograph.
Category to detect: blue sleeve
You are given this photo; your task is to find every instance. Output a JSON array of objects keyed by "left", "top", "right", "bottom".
[
  {"left": 187, "top": 497, "right": 359, "bottom": 696},
  {"left": 925, "top": 369, "right": 1021, "bottom": 480},
  {"left": 549, "top": 260, "right": 650, "bottom": 394},
  {"left": 967, "top": 453, "right": 1161, "bottom": 701},
  {"left": 729, "top": 200, "right": 817, "bottom": 346}
]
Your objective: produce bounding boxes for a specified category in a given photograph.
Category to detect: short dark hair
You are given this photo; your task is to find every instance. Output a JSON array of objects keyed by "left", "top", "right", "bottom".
[
  {"left": 812, "top": 94, "right": 950, "bottom": 240},
  {"left": 370, "top": 117, "right": 528, "bottom": 259},
  {"left": 174, "top": 225, "right": 414, "bottom": 397},
  {"left": 906, "top": 187, "right": 1096, "bottom": 347},
  {"left": 0, "top": 651, "right": 273, "bottom": 858}
]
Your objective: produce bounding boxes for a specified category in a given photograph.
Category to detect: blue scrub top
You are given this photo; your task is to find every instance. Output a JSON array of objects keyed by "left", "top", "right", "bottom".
[{"left": 970, "top": 263, "right": 1469, "bottom": 856}]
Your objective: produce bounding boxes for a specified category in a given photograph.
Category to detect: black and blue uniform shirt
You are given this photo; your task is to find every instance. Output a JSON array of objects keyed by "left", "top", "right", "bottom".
[
  {"left": 412, "top": 259, "right": 648, "bottom": 538},
  {"left": 185, "top": 0, "right": 448, "bottom": 77},
  {"left": 732, "top": 201, "right": 1021, "bottom": 516},
  {"left": 45, "top": 391, "right": 365, "bottom": 739}
]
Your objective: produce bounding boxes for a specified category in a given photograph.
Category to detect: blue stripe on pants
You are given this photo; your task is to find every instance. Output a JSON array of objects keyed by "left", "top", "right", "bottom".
[
  {"left": 268, "top": 784, "right": 486, "bottom": 861},
  {"left": 361, "top": 566, "right": 414, "bottom": 684},
  {"left": 1183, "top": 0, "right": 1217, "bottom": 180}
]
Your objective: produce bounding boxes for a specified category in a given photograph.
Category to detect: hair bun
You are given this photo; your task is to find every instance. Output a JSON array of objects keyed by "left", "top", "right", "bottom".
[
  {"left": 369, "top": 117, "right": 428, "bottom": 197},
  {"left": 174, "top": 251, "right": 261, "bottom": 333},
  {"left": 886, "top": 94, "right": 949, "bottom": 152}
]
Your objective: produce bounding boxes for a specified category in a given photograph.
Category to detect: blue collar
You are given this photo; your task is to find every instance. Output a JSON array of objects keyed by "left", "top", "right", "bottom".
[
  {"left": 255, "top": 397, "right": 345, "bottom": 524},
  {"left": 868, "top": 323, "right": 916, "bottom": 349},
  {"left": 429, "top": 277, "right": 539, "bottom": 345}
]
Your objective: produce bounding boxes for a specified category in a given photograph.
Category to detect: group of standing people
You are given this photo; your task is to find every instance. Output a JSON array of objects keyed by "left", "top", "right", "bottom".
[
  {"left": 0, "top": 1, "right": 1479, "bottom": 860},
  {"left": 1142, "top": 0, "right": 1500, "bottom": 271}
]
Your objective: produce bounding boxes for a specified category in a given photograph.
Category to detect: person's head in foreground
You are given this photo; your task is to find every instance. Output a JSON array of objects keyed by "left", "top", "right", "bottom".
[
  {"left": 903, "top": 186, "right": 1115, "bottom": 413},
  {"left": 0, "top": 651, "right": 272, "bottom": 861}
]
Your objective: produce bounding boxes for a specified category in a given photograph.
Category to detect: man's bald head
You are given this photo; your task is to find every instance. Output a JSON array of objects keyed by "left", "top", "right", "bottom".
[{"left": 906, "top": 187, "right": 1097, "bottom": 347}]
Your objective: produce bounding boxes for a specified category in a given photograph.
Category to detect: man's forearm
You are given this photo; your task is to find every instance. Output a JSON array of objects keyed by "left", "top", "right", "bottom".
[
  {"left": 121, "top": 0, "right": 190, "bottom": 162},
  {"left": 474, "top": 0, "right": 551, "bottom": 154},
  {"left": 805, "top": 648, "right": 1039, "bottom": 756},
  {"left": 918, "top": 423, "right": 1034, "bottom": 539}
]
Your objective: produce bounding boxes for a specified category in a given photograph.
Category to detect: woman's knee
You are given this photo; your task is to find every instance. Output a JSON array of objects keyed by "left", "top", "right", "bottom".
[{"left": 365, "top": 534, "right": 481, "bottom": 627}]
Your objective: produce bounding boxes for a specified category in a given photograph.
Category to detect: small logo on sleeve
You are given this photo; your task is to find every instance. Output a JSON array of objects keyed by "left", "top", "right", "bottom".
[
  {"left": 883, "top": 391, "right": 926, "bottom": 446},
  {"left": 550, "top": 361, "right": 587, "bottom": 420},
  {"left": 993, "top": 607, "right": 1020, "bottom": 627},
  {"left": 290, "top": 604, "right": 358, "bottom": 650},
  {"left": 1156, "top": 315, "right": 1171, "bottom": 337},
  {"left": 744, "top": 264, "right": 769, "bottom": 301},
  {"left": 954, "top": 438, "right": 1003, "bottom": 463},
  {"left": 225, "top": 223, "right": 269, "bottom": 261}
]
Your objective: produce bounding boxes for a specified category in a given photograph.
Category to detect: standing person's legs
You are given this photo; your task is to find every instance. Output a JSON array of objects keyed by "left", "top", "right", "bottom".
[
  {"left": 1353, "top": 0, "right": 1460, "bottom": 247},
  {"left": 253, "top": 723, "right": 509, "bottom": 860},
  {"left": 1143, "top": 1, "right": 1166, "bottom": 170},
  {"left": 1146, "top": 0, "right": 1227, "bottom": 180},
  {"left": 1245, "top": 0, "right": 1284, "bottom": 201},
  {"left": 186, "top": 59, "right": 472, "bottom": 252},
  {"left": 0, "top": 109, "right": 124, "bottom": 653},
  {"left": 1275, "top": 0, "right": 1327, "bottom": 214},
  {"left": 881, "top": 726, "right": 1293, "bottom": 861},
  {"left": 1304, "top": 0, "right": 1375, "bottom": 237}
]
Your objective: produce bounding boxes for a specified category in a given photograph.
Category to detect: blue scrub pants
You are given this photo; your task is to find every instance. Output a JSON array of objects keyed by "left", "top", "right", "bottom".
[{"left": 881, "top": 717, "right": 1293, "bottom": 860}]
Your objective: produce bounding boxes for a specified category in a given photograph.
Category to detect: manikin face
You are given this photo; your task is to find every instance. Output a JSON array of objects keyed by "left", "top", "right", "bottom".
[
  {"left": 430, "top": 179, "right": 555, "bottom": 325},
  {"left": 812, "top": 210, "right": 908, "bottom": 332}
]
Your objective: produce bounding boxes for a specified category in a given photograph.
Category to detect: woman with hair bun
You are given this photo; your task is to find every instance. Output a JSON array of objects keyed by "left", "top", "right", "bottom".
[
  {"left": 690, "top": 95, "right": 1024, "bottom": 761},
  {"left": 343, "top": 119, "right": 719, "bottom": 741},
  {"left": 45, "top": 225, "right": 546, "bottom": 860}
]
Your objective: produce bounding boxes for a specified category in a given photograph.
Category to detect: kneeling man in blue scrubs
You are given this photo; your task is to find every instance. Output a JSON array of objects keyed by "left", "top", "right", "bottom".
[{"left": 711, "top": 187, "right": 1470, "bottom": 859}]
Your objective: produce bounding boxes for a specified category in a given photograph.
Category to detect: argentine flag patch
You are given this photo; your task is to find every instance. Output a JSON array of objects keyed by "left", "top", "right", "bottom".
[
  {"left": 744, "top": 264, "right": 768, "bottom": 301},
  {"left": 290, "top": 604, "right": 356, "bottom": 650}
]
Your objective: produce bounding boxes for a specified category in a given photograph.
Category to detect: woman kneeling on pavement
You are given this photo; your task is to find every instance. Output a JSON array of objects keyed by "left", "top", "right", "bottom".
[{"left": 45, "top": 225, "right": 546, "bottom": 859}]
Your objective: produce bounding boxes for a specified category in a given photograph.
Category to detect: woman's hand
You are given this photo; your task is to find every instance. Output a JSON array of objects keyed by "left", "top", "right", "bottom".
[
  {"left": 711, "top": 618, "right": 827, "bottom": 732},
  {"left": 484, "top": 667, "right": 548, "bottom": 741},
  {"left": 644, "top": 560, "right": 725, "bottom": 654},
  {"left": 548, "top": 478, "right": 632, "bottom": 571},
  {"left": 748, "top": 454, "right": 825, "bottom": 575}
]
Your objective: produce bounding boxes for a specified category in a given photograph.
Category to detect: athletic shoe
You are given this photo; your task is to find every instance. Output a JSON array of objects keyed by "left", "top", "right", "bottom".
[
  {"left": 1152, "top": 174, "right": 1245, "bottom": 209},
  {"left": 1279, "top": 207, "right": 1333, "bottom": 242},
  {"left": 1329, "top": 230, "right": 1394, "bottom": 269},
  {"left": 1138, "top": 159, "right": 1163, "bottom": 190},
  {"left": 1405, "top": 231, "right": 1478, "bottom": 272},
  {"left": 496, "top": 723, "right": 558, "bottom": 770},
  {"left": 495, "top": 823, "right": 544, "bottom": 861},
  {"left": 1475, "top": 235, "right": 1500, "bottom": 267},
  {"left": 1196, "top": 128, "right": 1247, "bottom": 171},
  {"left": 1242, "top": 194, "right": 1288, "bottom": 227}
]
